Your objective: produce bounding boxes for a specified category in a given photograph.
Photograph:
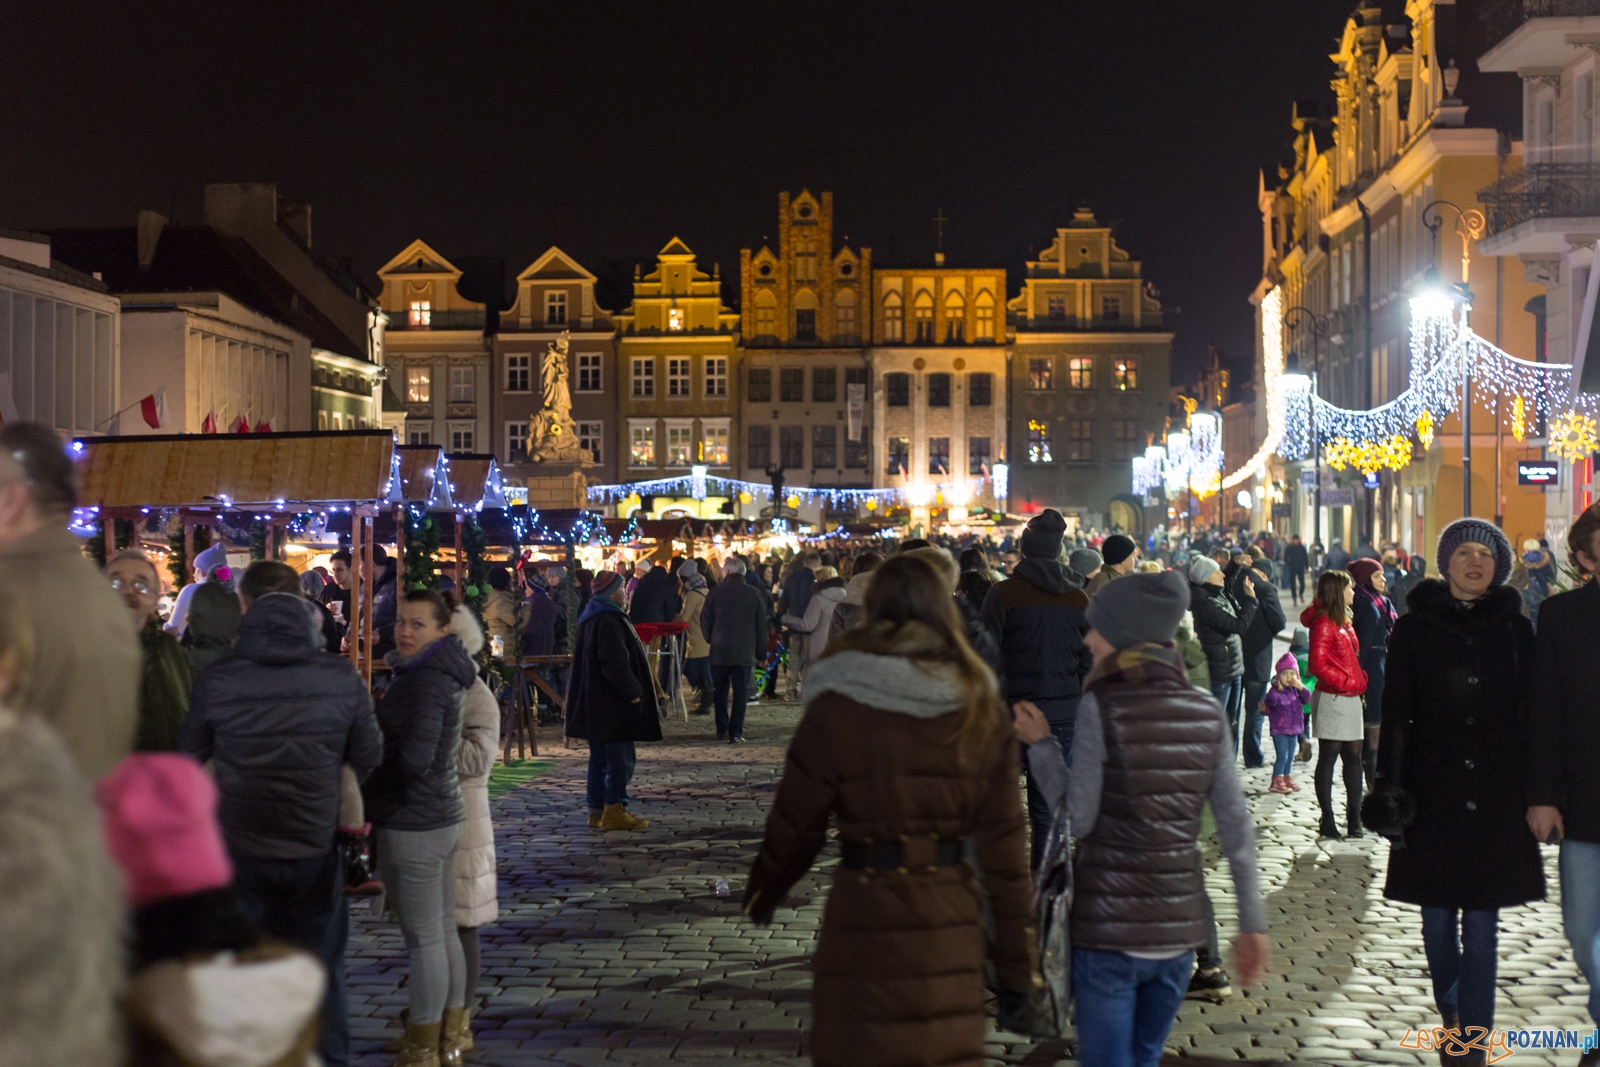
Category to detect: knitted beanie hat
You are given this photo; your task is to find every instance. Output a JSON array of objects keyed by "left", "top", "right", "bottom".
[
  {"left": 1069, "top": 548, "right": 1103, "bottom": 578},
  {"left": 1347, "top": 558, "right": 1383, "bottom": 589},
  {"left": 1435, "top": 518, "right": 1513, "bottom": 587},
  {"left": 95, "top": 754, "right": 232, "bottom": 909},
  {"left": 589, "top": 569, "right": 624, "bottom": 599},
  {"left": 1020, "top": 508, "right": 1067, "bottom": 560},
  {"left": 1100, "top": 534, "right": 1137, "bottom": 566},
  {"left": 1085, "top": 570, "right": 1190, "bottom": 649},
  {"left": 1188, "top": 556, "right": 1221, "bottom": 585}
]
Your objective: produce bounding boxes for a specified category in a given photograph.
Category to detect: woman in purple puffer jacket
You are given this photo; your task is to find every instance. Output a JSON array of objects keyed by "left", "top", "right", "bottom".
[{"left": 1263, "top": 651, "right": 1311, "bottom": 794}]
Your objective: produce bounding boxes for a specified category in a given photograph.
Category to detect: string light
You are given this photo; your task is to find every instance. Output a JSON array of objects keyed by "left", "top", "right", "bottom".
[{"left": 586, "top": 472, "right": 995, "bottom": 510}]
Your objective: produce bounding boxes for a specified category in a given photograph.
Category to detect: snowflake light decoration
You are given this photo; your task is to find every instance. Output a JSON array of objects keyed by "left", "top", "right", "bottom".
[{"left": 1549, "top": 411, "right": 1599, "bottom": 462}]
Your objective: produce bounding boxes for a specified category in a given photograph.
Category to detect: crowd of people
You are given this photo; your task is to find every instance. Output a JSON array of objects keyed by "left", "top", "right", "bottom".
[{"left": 3, "top": 408, "right": 1600, "bottom": 1067}]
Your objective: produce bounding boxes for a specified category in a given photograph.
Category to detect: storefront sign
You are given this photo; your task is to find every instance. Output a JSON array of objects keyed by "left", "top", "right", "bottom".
[{"left": 1518, "top": 460, "right": 1560, "bottom": 486}]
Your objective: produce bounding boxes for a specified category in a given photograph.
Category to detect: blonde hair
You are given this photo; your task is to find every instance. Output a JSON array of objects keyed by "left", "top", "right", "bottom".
[
  {"left": 1135, "top": 560, "right": 1162, "bottom": 574},
  {"left": 902, "top": 546, "right": 959, "bottom": 592}
]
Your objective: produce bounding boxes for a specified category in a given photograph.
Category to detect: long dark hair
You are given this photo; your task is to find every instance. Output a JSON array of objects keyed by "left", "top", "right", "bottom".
[{"left": 1313, "top": 570, "right": 1352, "bottom": 626}]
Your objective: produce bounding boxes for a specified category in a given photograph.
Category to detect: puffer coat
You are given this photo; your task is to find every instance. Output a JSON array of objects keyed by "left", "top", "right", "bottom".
[
  {"left": 448, "top": 606, "right": 501, "bottom": 928},
  {"left": 1377, "top": 579, "right": 1544, "bottom": 910},
  {"left": 1189, "top": 580, "right": 1258, "bottom": 684},
  {"left": 746, "top": 641, "right": 1039, "bottom": 1067},
  {"left": 1302, "top": 604, "right": 1366, "bottom": 696},
  {"left": 364, "top": 635, "right": 477, "bottom": 832}
]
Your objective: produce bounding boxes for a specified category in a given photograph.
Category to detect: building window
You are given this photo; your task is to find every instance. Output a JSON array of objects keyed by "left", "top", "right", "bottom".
[
  {"left": 703, "top": 423, "right": 729, "bottom": 465},
  {"left": 1027, "top": 420, "right": 1052, "bottom": 463},
  {"left": 944, "top": 294, "right": 965, "bottom": 342},
  {"left": 845, "top": 366, "right": 868, "bottom": 393},
  {"left": 631, "top": 358, "right": 654, "bottom": 397},
  {"left": 668, "top": 358, "right": 691, "bottom": 397},
  {"left": 1068, "top": 357, "right": 1094, "bottom": 390},
  {"left": 845, "top": 434, "right": 868, "bottom": 469},
  {"left": 813, "top": 367, "right": 836, "bottom": 403},
  {"left": 836, "top": 293, "right": 858, "bottom": 339},
  {"left": 545, "top": 290, "right": 568, "bottom": 325},
  {"left": 928, "top": 436, "right": 950, "bottom": 475},
  {"left": 747, "top": 425, "right": 771, "bottom": 468},
  {"left": 795, "top": 308, "right": 817, "bottom": 341},
  {"left": 884, "top": 291, "right": 904, "bottom": 342},
  {"left": 1101, "top": 295, "right": 1121, "bottom": 323},
  {"left": 969, "top": 436, "right": 991, "bottom": 475},
  {"left": 779, "top": 425, "right": 804, "bottom": 468},
  {"left": 887, "top": 436, "right": 910, "bottom": 476},
  {"left": 406, "top": 366, "right": 431, "bottom": 403},
  {"left": 705, "top": 357, "right": 727, "bottom": 397},
  {"left": 666, "top": 425, "right": 693, "bottom": 465},
  {"left": 969, "top": 372, "right": 992, "bottom": 406},
  {"left": 409, "top": 300, "right": 431, "bottom": 327},
  {"left": 886, "top": 372, "right": 910, "bottom": 406},
  {"left": 450, "top": 366, "right": 473, "bottom": 404},
  {"left": 748, "top": 367, "right": 772, "bottom": 402},
  {"left": 630, "top": 424, "right": 655, "bottom": 467},
  {"left": 1067, "top": 418, "right": 1093, "bottom": 461},
  {"left": 318, "top": 410, "right": 329, "bottom": 431},
  {"left": 668, "top": 307, "right": 685, "bottom": 332},
  {"left": 1113, "top": 357, "right": 1138, "bottom": 391},
  {"left": 975, "top": 293, "right": 995, "bottom": 340},
  {"left": 578, "top": 421, "right": 603, "bottom": 465},
  {"left": 1046, "top": 295, "right": 1066, "bottom": 320},
  {"left": 576, "top": 352, "right": 601, "bottom": 392},
  {"left": 794, "top": 237, "right": 818, "bottom": 282},
  {"left": 927, "top": 373, "right": 951, "bottom": 407},
  {"left": 754, "top": 292, "right": 776, "bottom": 336},
  {"left": 913, "top": 292, "right": 934, "bottom": 342},
  {"left": 1028, "top": 359, "right": 1053, "bottom": 391},
  {"left": 1111, "top": 418, "right": 1138, "bottom": 460},
  {"left": 450, "top": 424, "right": 474, "bottom": 452},
  {"left": 408, "top": 425, "right": 431, "bottom": 446},
  {"left": 780, "top": 367, "right": 804, "bottom": 402},
  {"left": 506, "top": 422, "right": 528, "bottom": 463},
  {"left": 335, "top": 412, "right": 347, "bottom": 431},
  {"left": 506, "top": 354, "right": 530, "bottom": 393},
  {"left": 812, "top": 425, "right": 837, "bottom": 468}
]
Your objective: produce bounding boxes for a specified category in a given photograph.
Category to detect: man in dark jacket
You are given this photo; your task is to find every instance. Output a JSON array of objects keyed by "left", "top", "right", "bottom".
[
  {"left": 567, "top": 570, "right": 662, "bottom": 831},
  {"left": 1239, "top": 558, "right": 1286, "bottom": 769},
  {"left": 1188, "top": 555, "right": 1258, "bottom": 754},
  {"left": 1389, "top": 554, "right": 1427, "bottom": 616},
  {"left": 776, "top": 554, "right": 818, "bottom": 700},
  {"left": 979, "top": 508, "right": 1092, "bottom": 864},
  {"left": 1321, "top": 537, "right": 1350, "bottom": 575},
  {"left": 629, "top": 560, "right": 682, "bottom": 624},
  {"left": 1530, "top": 506, "right": 1600, "bottom": 1034},
  {"left": 699, "top": 557, "right": 769, "bottom": 742},
  {"left": 1282, "top": 536, "right": 1309, "bottom": 603},
  {"left": 180, "top": 561, "right": 381, "bottom": 1067}
]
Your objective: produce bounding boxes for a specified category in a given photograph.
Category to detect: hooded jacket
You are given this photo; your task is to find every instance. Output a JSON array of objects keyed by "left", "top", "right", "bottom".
[
  {"left": 181, "top": 592, "right": 382, "bottom": 859},
  {"left": 978, "top": 557, "right": 1092, "bottom": 718},
  {"left": 783, "top": 576, "right": 848, "bottom": 667},
  {"left": 364, "top": 633, "right": 478, "bottom": 832},
  {"left": 1263, "top": 652, "right": 1310, "bottom": 735},
  {"left": 628, "top": 564, "right": 682, "bottom": 625},
  {"left": 1189, "top": 580, "right": 1258, "bottom": 684}
]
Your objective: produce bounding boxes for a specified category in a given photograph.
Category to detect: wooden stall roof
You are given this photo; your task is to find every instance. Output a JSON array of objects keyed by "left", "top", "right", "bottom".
[
  {"left": 395, "top": 445, "right": 455, "bottom": 509},
  {"left": 74, "top": 430, "right": 396, "bottom": 509},
  {"left": 634, "top": 518, "right": 693, "bottom": 543},
  {"left": 443, "top": 453, "right": 507, "bottom": 510}
]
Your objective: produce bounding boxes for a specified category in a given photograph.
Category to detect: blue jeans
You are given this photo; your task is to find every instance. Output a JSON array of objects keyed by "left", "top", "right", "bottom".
[
  {"left": 1072, "top": 948, "right": 1195, "bottom": 1067},
  {"left": 684, "top": 656, "right": 712, "bottom": 694},
  {"left": 1023, "top": 708, "right": 1075, "bottom": 867},
  {"left": 1421, "top": 907, "right": 1499, "bottom": 1035},
  {"left": 1561, "top": 839, "right": 1600, "bottom": 1025},
  {"left": 1271, "top": 733, "right": 1297, "bottom": 777},
  {"left": 586, "top": 740, "right": 637, "bottom": 809},
  {"left": 713, "top": 664, "right": 752, "bottom": 739},
  {"left": 1211, "top": 678, "right": 1244, "bottom": 756},
  {"left": 1241, "top": 678, "right": 1267, "bottom": 767},
  {"left": 230, "top": 847, "right": 349, "bottom": 1067}
]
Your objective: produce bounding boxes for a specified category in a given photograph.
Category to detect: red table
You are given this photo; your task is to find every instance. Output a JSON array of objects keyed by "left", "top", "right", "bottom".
[{"left": 633, "top": 622, "right": 690, "bottom": 721}]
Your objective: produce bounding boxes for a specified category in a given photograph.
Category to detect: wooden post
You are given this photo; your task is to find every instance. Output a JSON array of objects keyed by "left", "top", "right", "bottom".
[
  {"left": 361, "top": 512, "right": 375, "bottom": 683},
  {"left": 348, "top": 512, "right": 365, "bottom": 676},
  {"left": 454, "top": 515, "right": 464, "bottom": 589},
  {"left": 183, "top": 519, "right": 195, "bottom": 583},
  {"left": 103, "top": 516, "right": 116, "bottom": 561},
  {"left": 393, "top": 504, "right": 405, "bottom": 590}
]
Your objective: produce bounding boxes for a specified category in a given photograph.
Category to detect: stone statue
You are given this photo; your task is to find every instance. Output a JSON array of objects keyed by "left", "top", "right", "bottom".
[{"left": 531, "top": 331, "right": 591, "bottom": 465}]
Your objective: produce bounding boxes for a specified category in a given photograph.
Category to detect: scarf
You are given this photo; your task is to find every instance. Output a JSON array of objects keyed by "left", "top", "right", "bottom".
[
  {"left": 1083, "top": 641, "right": 1189, "bottom": 692},
  {"left": 683, "top": 573, "right": 707, "bottom": 593},
  {"left": 1356, "top": 584, "right": 1398, "bottom": 628},
  {"left": 578, "top": 593, "right": 626, "bottom": 626}
]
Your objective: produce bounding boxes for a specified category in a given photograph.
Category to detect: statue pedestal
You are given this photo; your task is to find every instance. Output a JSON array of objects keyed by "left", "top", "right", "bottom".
[{"left": 508, "top": 463, "right": 589, "bottom": 509}]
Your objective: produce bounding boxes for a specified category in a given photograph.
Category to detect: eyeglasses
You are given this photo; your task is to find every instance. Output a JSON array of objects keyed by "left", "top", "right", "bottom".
[{"left": 109, "top": 577, "right": 153, "bottom": 595}]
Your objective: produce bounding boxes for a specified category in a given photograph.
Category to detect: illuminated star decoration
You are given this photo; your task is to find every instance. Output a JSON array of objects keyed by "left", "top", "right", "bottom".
[{"left": 1548, "top": 411, "right": 1599, "bottom": 463}]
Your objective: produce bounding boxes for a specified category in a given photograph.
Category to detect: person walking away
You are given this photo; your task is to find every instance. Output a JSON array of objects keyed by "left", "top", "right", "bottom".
[
  {"left": 1013, "top": 570, "right": 1269, "bottom": 1067},
  {"left": 628, "top": 557, "right": 682, "bottom": 696},
  {"left": 1367, "top": 519, "right": 1543, "bottom": 1060},
  {"left": 180, "top": 560, "right": 382, "bottom": 1067},
  {"left": 1070, "top": 547, "right": 1104, "bottom": 586},
  {"left": 833, "top": 551, "right": 881, "bottom": 634},
  {"left": 1348, "top": 558, "right": 1396, "bottom": 790},
  {"left": 106, "top": 549, "right": 193, "bottom": 752},
  {"left": 678, "top": 560, "right": 713, "bottom": 716},
  {"left": 1302, "top": 569, "right": 1367, "bottom": 839},
  {"left": 1282, "top": 536, "right": 1309, "bottom": 603},
  {"left": 1085, "top": 533, "right": 1139, "bottom": 596},
  {"left": 362, "top": 590, "right": 477, "bottom": 1066},
  {"left": 978, "top": 508, "right": 1093, "bottom": 865},
  {"left": 1390, "top": 554, "right": 1427, "bottom": 617},
  {"left": 1263, "top": 653, "right": 1310, "bottom": 793},
  {"left": 700, "top": 557, "right": 769, "bottom": 742},
  {"left": 1187, "top": 556, "right": 1259, "bottom": 753},
  {"left": 1322, "top": 538, "right": 1350, "bottom": 575},
  {"left": 567, "top": 570, "right": 662, "bottom": 825},
  {"left": 744, "top": 554, "right": 1041, "bottom": 1067},
  {"left": 1239, "top": 557, "right": 1286, "bottom": 770},
  {"left": 446, "top": 604, "right": 500, "bottom": 1049},
  {"left": 1529, "top": 506, "right": 1600, "bottom": 1058},
  {"left": 743, "top": 557, "right": 778, "bottom": 704},
  {"left": 781, "top": 564, "right": 848, "bottom": 684},
  {"left": 184, "top": 578, "right": 242, "bottom": 673},
  {"left": 777, "top": 553, "right": 819, "bottom": 698},
  {"left": 0, "top": 422, "right": 139, "bottom": 780}
]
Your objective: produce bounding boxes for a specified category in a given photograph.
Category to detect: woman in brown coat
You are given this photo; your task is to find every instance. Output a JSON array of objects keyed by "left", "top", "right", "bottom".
[{"left": 745, "top": 554, "right": 1040, "bottom": 1067}]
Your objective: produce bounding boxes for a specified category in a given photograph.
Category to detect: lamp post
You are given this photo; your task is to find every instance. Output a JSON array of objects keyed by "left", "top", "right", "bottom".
[
  {"left": 1283, "top": 306, "right": 1328, "bottom": 549},
  {"left": 1422, "top": 200, "right": 1485, "bottom": 518}
]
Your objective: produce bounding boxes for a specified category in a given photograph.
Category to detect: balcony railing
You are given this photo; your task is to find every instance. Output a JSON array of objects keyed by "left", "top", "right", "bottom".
[
  {"left": 1479, "top": 163, "right": 1600, "bottom": 235},
  {"left": 1482, "top": 0, "right": 1600, "bottom": 51}
]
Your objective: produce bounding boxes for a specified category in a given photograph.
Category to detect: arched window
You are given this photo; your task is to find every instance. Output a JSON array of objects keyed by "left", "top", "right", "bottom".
[
  {"left": 883, "top": 291, "right": 904, "bottom": 342},
  {"left": 754, "top": 290, "right": 776, "bottom": 337},
  {"left": 944, "top": 290, "right": 965, "bottom": 343},
  {"left": 835, "top": 288, "right": 858, "bottom": 341},
  {"left": 794, "top": 289, "right": 818, "bottom": 341},
  {"left": 974, "top": 290, "right": 995, "bottom": 341},
  {"left": 913, "top": 291, "right": 935, "bottom": 343}
]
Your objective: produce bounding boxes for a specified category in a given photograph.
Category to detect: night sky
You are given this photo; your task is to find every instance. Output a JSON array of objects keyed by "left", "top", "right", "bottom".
[{"left": 1, "top": 1, "right": 1362, "bottom": 383}]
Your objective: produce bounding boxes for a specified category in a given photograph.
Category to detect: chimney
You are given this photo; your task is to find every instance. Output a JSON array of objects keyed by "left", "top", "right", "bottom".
[
  {"left": 280, "top": 200, "right": 312, "bottom": 247},
  {"left": 136, "top": 210, "right": 168, "bottom": 269}
]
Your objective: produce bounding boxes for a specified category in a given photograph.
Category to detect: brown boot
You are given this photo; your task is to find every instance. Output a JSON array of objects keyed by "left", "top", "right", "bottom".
[
  {"left": 599, "top": 803, "right": 649, "bottom": 831},
  {"left": 440, "top": 1006, "right": 473, "bottom": 1064},
  {"left": 393, "top": 1020, "right": 442, "bottom": 1067}
]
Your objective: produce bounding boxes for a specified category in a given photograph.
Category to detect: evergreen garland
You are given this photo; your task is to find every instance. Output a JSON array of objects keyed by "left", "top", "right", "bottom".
[
  {"left": 249, "top": 521, "right": 268, "bottom": 561},
  {"left": 460, "top": 516, "right": 490, "bottom": 618},
  {"left": 402, "top": 504, "right": 440, "bottom": 591},
  {"left": 85, "top": 518, "right": 135, "bottom": 569}
]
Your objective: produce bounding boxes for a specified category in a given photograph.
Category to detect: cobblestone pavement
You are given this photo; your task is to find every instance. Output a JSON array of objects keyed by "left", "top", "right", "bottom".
[{"left": 347, "top": 698, "right": 1590, "bottom": 1066}]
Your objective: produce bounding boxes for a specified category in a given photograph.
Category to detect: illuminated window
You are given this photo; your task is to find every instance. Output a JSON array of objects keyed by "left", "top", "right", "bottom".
[
  {"left": 577, "top": 352, "right": 601, "bottom": 392},
  {"left": 975, "top": 291, "right": 995, "bottom": 340},
  {"left": 668, "top": 358, "right": 691, "bottom": 397},
  {"left": 748, "top": 367, "right": 772, "bottom": 402},
  {"left": 630, "top": 424, "right": 655, "bottom": 466},
  {"left": 703, "top": 423, "right": 729, "bottom": 465},
  {"left": 545, "top": 290, "right": 567, "bottom": 325},
  {"left": 450, "top": 424, "right": 474, "bottom": 452},
  {"left": 1068, "top": 357, "right": 1094, "bottom": 390},
  {"left": 406, "top": 366, "right": 431, "bottom": 403},
  {"left": 506, "top": 354, "right": 530, "bottom": 393},
  {"left": 578, "top": 421, "right": 603, "bottom": 465},
  {"left": 1046, "top": 295, "right": 1066, "bottom": 320},
  {"left": 944, "top": 292, "right": 964, "bottom": 342},
  {"left": 1113, "top": 357, "right": 1139, "bottom": 390},
  {"left": 1111, "top": 418, "right": 1138, "bottom": 460},
  {"left": 928, "top": 436, "right": 950, "bottom": 475},
  {"left": 705, "top": 357, "right": 727, "bottom": 397},
  {"left": 1101, "top": 295, "right": 1121, "bottom": 323},
  {"left": 408, "top": 300, "right": 431, "bottom": 327},
  {"left": 886, "top": 372, "right": 910, "bottom": 406},
  {"left": 1027, "top": 420, "right": 1052, "bottom": 463},
  {"left": 812, "top": 425, "right": 837, "bottom": 468},
  {"left": 666, "top": 425, "right": 693, "bottom": 465},
  {"left": 1067, "top": 418, "right": 1093, "bottom": 461},
  {"left": 747, "top": 425, "right": 771, "bottom": 468},
  {"left": 668, "top": 307, "right": 685, "bottom": 332},
  {"left": 631, "top": 358, "right": 654, "bottom": 397},
  {"left": 927, "top": 373, "right": 950, "bottom": 407},
  {"left": 969, "top": 436, "right": 991, "bottom": 475},
  {"left": 1028, "top": 359, "right": 1053, "bottom": 391},
  {"left": 779, "top": 425, "right": 804, "bottom": 468},
  {"left": 913, "top": 291, "right": 934, "bottom": 342},
  {"left": 887, "top": 436, "right": 910, "bottom": 475},
  {"left": 506, "top": 421, "right": 528, "bottom": 463},
  {"left": 884, "top": 291, "right": 904, "bottom": 341},
  {"left": 812, "top": 367, "right": 836, "bottom": 402},
  {"left": 969, "top": 372, "right": 992, "bottom": 406},
  {"left": 780, "top": 368, "right": 804, "bottom": 402},
  {"left": 449, "top": 366, "right": 473, "bottom": 404}
]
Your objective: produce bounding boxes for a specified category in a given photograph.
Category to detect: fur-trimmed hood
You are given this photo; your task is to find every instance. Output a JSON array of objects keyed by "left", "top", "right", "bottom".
[
  {"left": 1404, "top": 578, "right": 1524, "bottom": 632},
  {"left": 801, "top": 650, "right": 964, "bottom": 717},
  {"left": 128, "top": 948, "right": 324, "bottom": 1067}
]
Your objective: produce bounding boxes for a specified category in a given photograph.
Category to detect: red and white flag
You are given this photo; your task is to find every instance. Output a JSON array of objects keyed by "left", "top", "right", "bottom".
[
  {"left": 138, "top": 389, "right": 167, "bottom": 430},
  {"left": 254, "top": 418, "right": 271, "bottom": 433},
  {"left": 201, "top": 411, "right": 217, "bottom": 434},
  {"left": 230, "top": 413, "right": 250, "bottom": 434}
]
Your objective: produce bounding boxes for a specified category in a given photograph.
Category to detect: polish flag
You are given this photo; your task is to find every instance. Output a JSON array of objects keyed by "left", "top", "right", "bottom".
[
  {"left": 254, "top": 418, "right": 272, "bottom": 433},
  {"left": 138, "top": 389, "right": 167, "bottom": 430},
  {"left": 230, "top": 414, "right": 250, "bottom": 434},
  {"left": 201, "top": 411, "right": 217, "bottom": 434}
]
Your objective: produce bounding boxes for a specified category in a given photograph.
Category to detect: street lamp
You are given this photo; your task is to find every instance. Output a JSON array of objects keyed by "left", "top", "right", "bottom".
[
  {"left": 1422, "top": 200, "right": 1485, "bottom": 517},
  {"left": 1283, "top": 306, "right": 1328, "bottom": 549}
]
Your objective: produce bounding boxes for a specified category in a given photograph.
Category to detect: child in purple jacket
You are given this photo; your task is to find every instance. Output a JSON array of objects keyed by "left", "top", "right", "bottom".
[{"left": 1263, "top": 651, "right": 1310, "bottom": 793}]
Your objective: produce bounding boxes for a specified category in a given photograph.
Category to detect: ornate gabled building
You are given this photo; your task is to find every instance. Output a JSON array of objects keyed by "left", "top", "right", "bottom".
[
  {"left": 738, "top": 191, "right": 873, "bottom": 519},
  {"left": 1006, "top": 207, "right": 1173, "bottom": 533}
]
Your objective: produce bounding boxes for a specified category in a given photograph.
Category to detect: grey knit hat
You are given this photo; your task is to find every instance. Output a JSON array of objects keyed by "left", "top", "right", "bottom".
[
  {"left": 1087, "top": 570, "right": 1191, "bottom": 649},
  {"left": 1435, "top": 518, "right": 1513, "bottom": 587},
  {"left": 1188, "top": 556, "right": 1221, "bottom": 585},
  {"left": 1069, "top": 548, "right": 1103, "bottom": 578}
]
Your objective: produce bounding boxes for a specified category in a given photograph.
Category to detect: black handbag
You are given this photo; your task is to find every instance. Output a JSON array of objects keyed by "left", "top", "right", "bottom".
[{"left": 996, "top": 803, "right": 1073, "bottom": 1040}]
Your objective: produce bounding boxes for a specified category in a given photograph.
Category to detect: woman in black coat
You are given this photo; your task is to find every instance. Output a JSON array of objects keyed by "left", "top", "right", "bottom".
[
  {"left": 1347, "top": 558, "right": 1396, "bottom": 790},
  {"left": 1370, "top": 519, "right": 1543, "bottom": 1055}
]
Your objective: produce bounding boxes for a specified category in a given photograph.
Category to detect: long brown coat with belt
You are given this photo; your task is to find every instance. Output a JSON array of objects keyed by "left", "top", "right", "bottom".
[{"left": 747, "top": 645, "right": 1038, "bottom": 1067}]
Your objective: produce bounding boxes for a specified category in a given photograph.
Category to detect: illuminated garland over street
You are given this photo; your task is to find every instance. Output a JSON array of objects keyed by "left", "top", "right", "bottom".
[{"left": 585, "top": 470, "right": 1002, "bottom": 511}]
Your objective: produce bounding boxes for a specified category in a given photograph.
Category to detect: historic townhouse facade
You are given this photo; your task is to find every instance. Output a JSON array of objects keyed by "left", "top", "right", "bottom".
[
  {"left": 738, "top": 190, "right": 872, "bottom": 520},
  {"left": 614, "top": 239, "right": 741, "bottom": 516},
  {"left": 1006, "top": 207, "right": 1172, "bottom": 533}
]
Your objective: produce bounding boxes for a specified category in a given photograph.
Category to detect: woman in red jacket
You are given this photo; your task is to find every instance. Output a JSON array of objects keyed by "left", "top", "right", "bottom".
[{"left": 1301, "top": 569, "right": 1368, "bottom": 839}]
